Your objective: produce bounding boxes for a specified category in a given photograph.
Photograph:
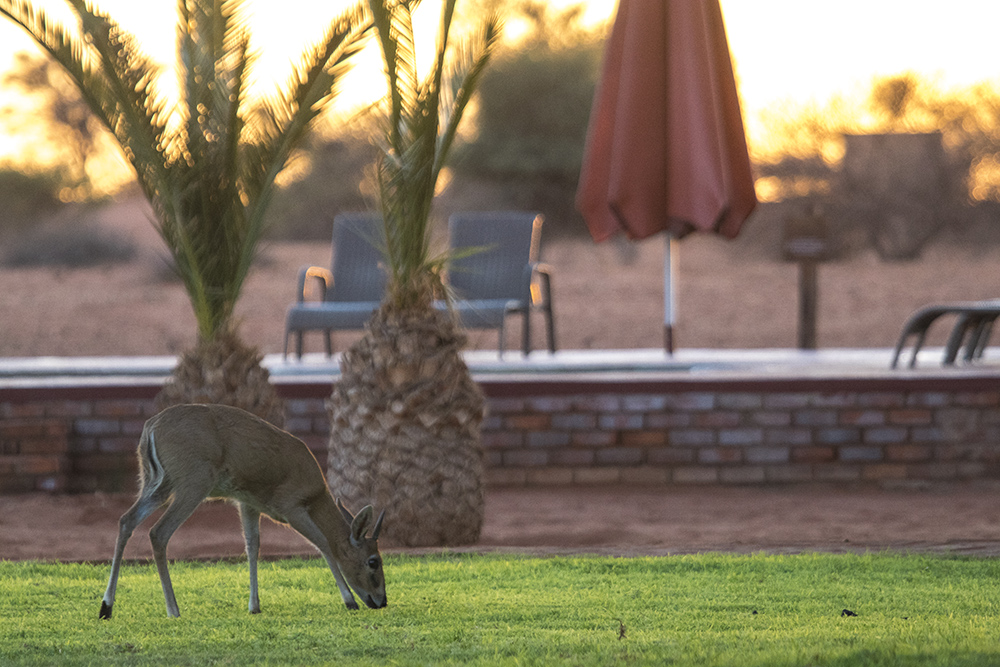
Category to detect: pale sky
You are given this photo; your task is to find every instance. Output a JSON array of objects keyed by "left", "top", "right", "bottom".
[
  {"left": 720, "top": 0, "right": 1000, "bottom": 111},
  {"left": 1, "top": 0, "right": 999, "bottom": 151}
]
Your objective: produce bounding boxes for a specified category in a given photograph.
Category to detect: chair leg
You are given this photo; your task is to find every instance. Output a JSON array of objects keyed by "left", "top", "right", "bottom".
[
  {"left": 891, "top": 309, "right": 944, "bottom": 369},
  {"left": 324, "top": 330, "right": 333, "bottom": 357},
  {"left": 943, "top": 314, "right": 973, "bottom": 365},
  {"left": 964, "top": 316, "right": 995, "bottom": 362},
  {"left": 284, "top": 329, "right": 304, "bottom": 361},
  {"left": 908, "top": 330, "right": 932, "bottom": 368},
  {"left": 544, "top": 304, "right": 556, "bottom": 354},
  {"left": 537, "top": 273, "right": 555, "bottom": 353},
  {"left": 962, "top": 318, "right": 983, "bottom": 363},
  {"left": 889, "top": 332, "right": 909, "bottom": 369},
  {"left": 521, "top": 308, "right": 532, "bottom": 356},
  {"left": 971, "top": 319, "right": 996, "bottom": 360}
]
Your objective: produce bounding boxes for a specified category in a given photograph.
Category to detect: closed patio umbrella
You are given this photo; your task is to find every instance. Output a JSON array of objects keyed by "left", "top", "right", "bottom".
[{"left": 576, "top": 0, "right": 757, "bottom": 353}]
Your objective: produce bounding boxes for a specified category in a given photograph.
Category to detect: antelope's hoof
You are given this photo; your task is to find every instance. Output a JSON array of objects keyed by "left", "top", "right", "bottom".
[{"left": 99, "top": 601, "right": 112, "bottom": 620}]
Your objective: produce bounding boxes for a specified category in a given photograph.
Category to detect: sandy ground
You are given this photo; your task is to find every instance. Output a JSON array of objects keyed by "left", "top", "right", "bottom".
[
  {"left": 5, "top": 483, "right": 1000, "bottom": 562},
  {"left": 1, "top": 196, "right": 1000, "bottom": 357}
]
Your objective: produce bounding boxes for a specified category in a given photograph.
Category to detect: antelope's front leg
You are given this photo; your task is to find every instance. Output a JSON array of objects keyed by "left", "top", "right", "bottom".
[{"left": 283, "top": 507, "right": 359, "bottom": 610}]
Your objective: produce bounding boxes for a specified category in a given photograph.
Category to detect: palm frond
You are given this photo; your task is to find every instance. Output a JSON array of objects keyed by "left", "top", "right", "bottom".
[
  {"left": 0, "top": 1, "right": 92, "bottom": 78},
  {"left": 244, "top": 2, "right": 370, "bottom": 199},
  {"left": 244, "top": 4, "right": 371, "bottom": 198},
  {"left": 176, "top": 0, "right": 252, "bottom": 274},
  {"left": 368, "top": 0, "right": 498, "bottom": 310},
  {"left": 1, "top": 0, "right": 171, "bottom": 199},
  {"left": 1, "top": 0, "right": 369, "bottom": 344},
  {"left": 434, "top": 13, "right": 501, "bottom": 182},
  {"left": 427, "top": 0, "right": 456, "bottom": 103},
  {"left": 64, "top": 1, "right": 171, "bottom": 191},
  {"left": 178, "top": 0, "right": 249, "bottom": 164},
  {"left": 0, "top": 1, "right": 106, "bottom": 114},
  {"left": 368, "top": 0, "right": 421, "bottom": 155},
  {"left": 237, "top": 1, "right": 371, "bottom": 287}
]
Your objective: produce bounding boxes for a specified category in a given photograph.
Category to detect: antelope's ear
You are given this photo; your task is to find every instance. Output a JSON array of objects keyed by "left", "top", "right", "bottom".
[
  {"left": 372, "top": 509, "right": 385, "bottom": 541},
  {"left": 350, "top": 505, "right": 375, "bottom": 545},
  {"left": 336, "top": 498, "right": 355, "bottom": 525}
]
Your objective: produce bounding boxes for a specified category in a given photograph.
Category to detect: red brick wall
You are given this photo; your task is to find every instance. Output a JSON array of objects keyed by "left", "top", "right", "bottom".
[
  {"left": 0, "top": 388, "right": 160, "bottom": 493},
  {"left": 477, "top": 385, "right": 1000, "bottom": 486},
  {"left": 1, "top": 375, "right": 998, "bottom": 493}
]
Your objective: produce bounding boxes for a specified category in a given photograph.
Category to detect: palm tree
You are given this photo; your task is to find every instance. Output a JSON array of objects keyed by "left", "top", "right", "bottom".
[
  {"left": 326, "top": 0, "right": 500, "bottom": 547},
  {"left": 0, "top": 0, "right": 369, "bottom": 423}
]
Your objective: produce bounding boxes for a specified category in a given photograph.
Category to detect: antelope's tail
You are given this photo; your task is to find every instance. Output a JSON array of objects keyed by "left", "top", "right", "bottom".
[{"left": 136, "top": 422, "right": 167, "bottom": 499}]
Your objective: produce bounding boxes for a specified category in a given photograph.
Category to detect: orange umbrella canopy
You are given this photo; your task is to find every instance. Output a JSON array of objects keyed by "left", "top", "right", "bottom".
[{"left": 577, "top": 0, "right": 757, "bottom": 242}]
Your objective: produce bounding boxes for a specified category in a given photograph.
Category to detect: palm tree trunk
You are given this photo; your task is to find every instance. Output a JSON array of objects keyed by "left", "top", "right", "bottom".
[
  {"left": 155, "top": 328, "right": 283, "bottom": 426},
  {"left": 327, "top": 301, "right": 485, "bottom": 547}
]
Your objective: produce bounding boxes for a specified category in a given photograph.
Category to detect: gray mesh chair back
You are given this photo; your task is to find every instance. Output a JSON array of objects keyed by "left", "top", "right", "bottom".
[
  {"left": 449, "top": 211, "right": 540, "bottom": 302},
  {"left": 328, "top": 213, "right": 386, "bottom": 303},
  {"left": 284, "top": 212, "right": 385, "bottom": 358},
  {"left": 443, "top": 211, "right": 555, "bottom": 355}
]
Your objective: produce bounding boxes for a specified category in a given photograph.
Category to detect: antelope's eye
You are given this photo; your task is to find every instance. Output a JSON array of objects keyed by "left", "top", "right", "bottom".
[{"left": 368, "top": 556, "right": 380, "bottom": 569}]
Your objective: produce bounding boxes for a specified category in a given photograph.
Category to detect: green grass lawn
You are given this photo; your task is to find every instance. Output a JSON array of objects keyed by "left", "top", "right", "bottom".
[{"left": 2, "top": 552, "right": 1000, "bottom": 666}]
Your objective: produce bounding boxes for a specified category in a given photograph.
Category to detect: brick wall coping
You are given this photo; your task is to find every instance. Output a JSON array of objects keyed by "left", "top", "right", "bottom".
[
  {"left": 2, "top": 346, "right": 996, "bottom": 380},
  {"left": 4, "top": 347, "right": 993, "bottom": 377}
]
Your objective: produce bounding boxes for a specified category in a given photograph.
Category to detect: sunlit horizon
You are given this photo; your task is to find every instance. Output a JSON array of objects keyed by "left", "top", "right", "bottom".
[{"left": 1, "top": 0, "right": 999, "bottom": 183}]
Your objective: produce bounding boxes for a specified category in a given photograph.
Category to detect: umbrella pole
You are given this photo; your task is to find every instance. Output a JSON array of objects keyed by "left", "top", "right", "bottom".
[{"left": 664, "top": 234, "right": 677, "bottom": 355}]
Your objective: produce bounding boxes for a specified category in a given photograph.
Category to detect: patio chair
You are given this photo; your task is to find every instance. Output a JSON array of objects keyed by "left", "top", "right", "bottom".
[
  {"left": 890, "top": 299, "right": 1000, "bottom": 368},
  {"left": 437, "top": 211, "right": 556, "bottom": 355},
  {"left": 283, "top": 212, "right": 385, "bottom": 359}
]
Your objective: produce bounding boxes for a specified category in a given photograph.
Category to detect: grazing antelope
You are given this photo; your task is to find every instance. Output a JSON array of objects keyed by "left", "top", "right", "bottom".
[{"left": 99, "top": 403, "right": 386, "bottom": 619}]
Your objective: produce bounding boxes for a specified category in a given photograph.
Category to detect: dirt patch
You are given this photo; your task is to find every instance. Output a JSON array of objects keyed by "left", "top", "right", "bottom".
[{"left": 5, "top": 484, "right": 1000, "bottom": 562}]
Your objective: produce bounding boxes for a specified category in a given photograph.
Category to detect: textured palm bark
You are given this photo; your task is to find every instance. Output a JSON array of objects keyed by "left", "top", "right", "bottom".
[
  {"left": 155, "top": 330, "right": 284, "bottom": 426},
  {"left": 327, "top": 302, "right": 486, "bottom": 547}
]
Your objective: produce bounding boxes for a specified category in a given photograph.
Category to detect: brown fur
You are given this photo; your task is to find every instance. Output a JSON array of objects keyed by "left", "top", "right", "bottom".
[{"left": 99, "top": 404, "right": 386, "bottom": 619}]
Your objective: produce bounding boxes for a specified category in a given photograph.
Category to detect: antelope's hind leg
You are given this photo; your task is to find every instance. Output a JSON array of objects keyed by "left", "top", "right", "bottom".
[
  {"left": 148, "top": 480, "right": 213, "bottom": 618},
  {"left": 100, "top": 490, "right": 168, "bottom": 620}
]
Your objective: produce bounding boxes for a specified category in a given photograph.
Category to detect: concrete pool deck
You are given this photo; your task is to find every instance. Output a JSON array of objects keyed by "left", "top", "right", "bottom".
[{"left": 1, "top": 347, "right": 998, "bottom": 385}]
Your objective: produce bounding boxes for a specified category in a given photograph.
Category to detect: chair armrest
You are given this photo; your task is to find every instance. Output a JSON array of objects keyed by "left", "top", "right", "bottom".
[
  {"left": 528, "top": 262, "right": 554, "bottom": 307},
  {"left": 531, "top": 262, "right": 554, "bottom": 278},
  {"left": 296, "top": 265, "right": 333, "bottom": 302}
]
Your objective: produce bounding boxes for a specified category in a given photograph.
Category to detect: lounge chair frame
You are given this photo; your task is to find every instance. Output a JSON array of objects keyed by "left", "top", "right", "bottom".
[{"left": 890, "top": 300, "right": 1000, "bottom": 368}]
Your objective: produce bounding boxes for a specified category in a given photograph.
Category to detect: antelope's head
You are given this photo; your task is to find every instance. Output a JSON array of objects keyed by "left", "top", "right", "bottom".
[{"left": 336, "top": 499, "right": 387, "bottom": 609}]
